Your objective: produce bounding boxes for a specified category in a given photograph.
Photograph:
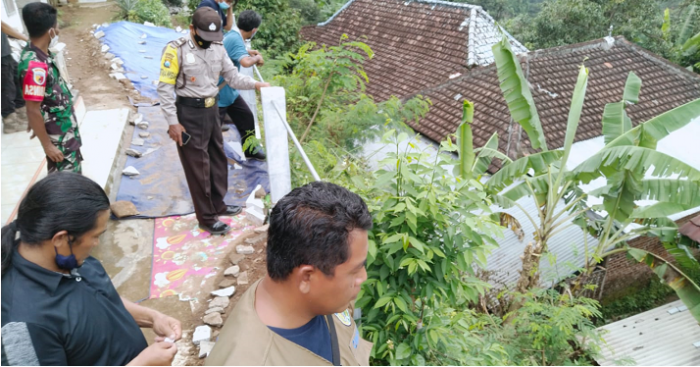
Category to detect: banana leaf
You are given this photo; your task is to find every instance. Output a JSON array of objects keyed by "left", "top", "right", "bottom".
[
  {"left": 492, "top": 36, "right": 548, "bottom": 151},
  {"left": 573, "top": 146, "right": 700, "bottom": 184},
  {"left": 486, "top": 151, "right": 564, "bottom": 193},
  {"left": 628, "top": 248, "right": 700, "bottom": 322},
  {"left": 606, "top": 98, "right": 700, "bottom": 149},
  {"left": 602, "top": 72, "right": 641, "bottom": 145},
  {"left": 457, "top": 101, "right": 475, "bottom": 180},
  {"left": 473, "top": 133, "right": 511, "bottom": 176}
]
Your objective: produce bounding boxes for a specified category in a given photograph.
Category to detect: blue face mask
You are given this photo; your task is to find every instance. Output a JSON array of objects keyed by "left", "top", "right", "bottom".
[
  {"left": 219, "top": 1, "right": 230, "bottom": 10},
  {"left": 55, "top": 238, "right": 79, "bottom": 270}
]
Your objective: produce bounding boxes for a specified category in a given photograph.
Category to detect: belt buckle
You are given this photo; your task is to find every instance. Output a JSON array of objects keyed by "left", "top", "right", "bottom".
[{"left": 204, "top": 97, "right": 215, "bottom": 108}]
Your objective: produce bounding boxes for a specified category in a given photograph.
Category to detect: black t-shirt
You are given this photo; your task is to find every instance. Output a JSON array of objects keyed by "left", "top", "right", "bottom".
[
  {"left": 1, "top": 32, "right": 11, "bottom": 58},
  {"left": 1, "top": 253, "right": 148, "bottom": 365},
  {"left": 268, "top": 315, "right": 333, "bottom": 362}
]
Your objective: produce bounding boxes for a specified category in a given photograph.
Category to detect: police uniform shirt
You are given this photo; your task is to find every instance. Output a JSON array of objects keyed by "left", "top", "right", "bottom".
[
  {"left": 206, "top": 279, "right": 373, "bottom": 366},
  {"left": 156, "top": 36, "right": 257, "bottom": 126},
  {"left": 1, "top": 253, "right": 148, "bottom": 365}
]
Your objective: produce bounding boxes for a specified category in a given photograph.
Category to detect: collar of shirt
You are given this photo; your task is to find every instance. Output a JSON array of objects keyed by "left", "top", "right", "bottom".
[
  {"left": 12, "top": 251, "right": 79, "bottom": 296},
  {"left": 27, "top": 43, "right": 53, "bottom": 63}
]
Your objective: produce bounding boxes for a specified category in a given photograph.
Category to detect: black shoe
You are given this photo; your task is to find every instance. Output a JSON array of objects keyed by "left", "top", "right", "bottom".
[
  {"left": 245, "top": 149, "right": 266, "bottom": 161},
  {"left": 199, "top": 221, "right": 231, "bottom": 235},
  {"left": 221, "top": 124, "right": 231, "bottom": 132},
  {"left": 223, "top": 205, "right": 242, "bottom": 215}
]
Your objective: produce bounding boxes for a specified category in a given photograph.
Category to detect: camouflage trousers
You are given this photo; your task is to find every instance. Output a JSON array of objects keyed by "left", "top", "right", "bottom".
[{"left": 47, "top": 149, "right": 83, "bottom": 174}]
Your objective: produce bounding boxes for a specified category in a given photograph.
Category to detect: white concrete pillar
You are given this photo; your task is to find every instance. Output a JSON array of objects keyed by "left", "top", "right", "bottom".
[{"left": 260, "top": 87, "right": 291, "bottom": 203}]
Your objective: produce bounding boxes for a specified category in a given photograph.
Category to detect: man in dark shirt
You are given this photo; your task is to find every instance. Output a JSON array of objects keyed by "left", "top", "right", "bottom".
[
  {"left": 207, "top": 182, "right": 374, "bottom": 365},
  {"left": 1, "top": 21, "right": 28, "bottom": 134}
]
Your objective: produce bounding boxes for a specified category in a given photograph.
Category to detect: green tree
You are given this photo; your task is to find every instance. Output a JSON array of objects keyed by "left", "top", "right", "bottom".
[
  {"left": 511, "top": 0, "right": 668, "bottom": 55},
  {"left": 272, "top": 36, "right": 430, "bottom": 187},
  {"left": 234, "top": 0, "right": 303, "bottom": 58},
  {"left": 477, "top": 36, "right": 700, "bottom": 321},
  {"left": 663, "top": 4, "right": 700, "bottom": 72}
]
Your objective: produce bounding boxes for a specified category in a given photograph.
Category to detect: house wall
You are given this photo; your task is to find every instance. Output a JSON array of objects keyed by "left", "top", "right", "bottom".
[
  {"left": 602, "top": 213, "right": 699, "bottom": 298},
  {"left": 1, "top": 0, "right": 23, "bottom": 31}
]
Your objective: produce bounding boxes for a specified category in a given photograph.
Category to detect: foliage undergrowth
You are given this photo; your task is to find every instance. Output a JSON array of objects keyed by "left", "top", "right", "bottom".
[
  {"left": 343, "top": 130, "right": 607, "bottom": 366},
  {"left": 270, "top": 36, "right": 430, "bottom": 188},
  {"left": 115, "top": 0, "right": 172, "bottom": 27},
  {"left": 598, "top": 279, "right": 675, "bottom": 325}
]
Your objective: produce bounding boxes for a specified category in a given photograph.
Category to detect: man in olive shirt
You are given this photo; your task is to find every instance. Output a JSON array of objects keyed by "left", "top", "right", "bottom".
[
  {"left": 157, "top": 7, "right": 268, "bottom": 235},
  {"left": 207, "top": 182, "right": 374, "bottom": 366}
]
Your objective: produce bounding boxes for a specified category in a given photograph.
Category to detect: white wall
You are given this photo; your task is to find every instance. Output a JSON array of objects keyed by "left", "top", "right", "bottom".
[{"left": 1, "top": 0, "right": 23, "bottom": 32}]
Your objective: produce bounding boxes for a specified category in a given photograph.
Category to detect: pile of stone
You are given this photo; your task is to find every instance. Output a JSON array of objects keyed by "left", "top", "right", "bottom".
[{"left": 192, "top": 226, "right": 268, "bottom": 358}]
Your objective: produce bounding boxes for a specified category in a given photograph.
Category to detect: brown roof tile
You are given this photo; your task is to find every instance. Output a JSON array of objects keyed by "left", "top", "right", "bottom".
[
  {"left": 679, "top": 215, "right": 700, "bottom": 242},
  {"left": 300, "top": 0, "right": 527, "bottom": 102},
  {"left": 302, "top": 3, "right": 700, "bottom": 172},
  {"left": 407, "top": 37, "right": 700, "bottom": 169}
]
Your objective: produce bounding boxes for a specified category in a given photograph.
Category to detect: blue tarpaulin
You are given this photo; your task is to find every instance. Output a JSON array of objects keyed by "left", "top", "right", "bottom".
[
  {"left": 115, "top": 106, "right": 269, "bottom": 218},
  {"left": 101, "top": 21, "right": 185, "bottom": 99}
]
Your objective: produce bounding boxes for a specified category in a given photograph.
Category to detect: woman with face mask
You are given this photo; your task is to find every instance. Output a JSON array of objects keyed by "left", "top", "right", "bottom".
[
  {"left": 197, "top": 0, "right": 235, "bottom": 32},
  {"left": 1, "top": 173, "right": 183, "bottom": 366}
]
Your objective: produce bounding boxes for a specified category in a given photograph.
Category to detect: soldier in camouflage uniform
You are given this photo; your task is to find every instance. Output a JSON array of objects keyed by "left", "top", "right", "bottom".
[{"left": 19, "top": 3, "right": 82, "bottom": 174}]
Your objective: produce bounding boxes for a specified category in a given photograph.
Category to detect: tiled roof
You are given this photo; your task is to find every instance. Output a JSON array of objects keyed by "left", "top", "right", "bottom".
[
  {"left": 679, "top": 214, "right": 700, "bottom": 242},
  {"left": 299, "top": 0, "right": 527, "bottom": 101},
  {"left": 409, "top": 37, "right": 700, "bottom": 162}
]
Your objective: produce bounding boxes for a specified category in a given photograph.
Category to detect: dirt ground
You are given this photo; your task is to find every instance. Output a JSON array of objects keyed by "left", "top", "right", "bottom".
[{"left": 59, "top": 3, "right": 268, "bottom": 365}]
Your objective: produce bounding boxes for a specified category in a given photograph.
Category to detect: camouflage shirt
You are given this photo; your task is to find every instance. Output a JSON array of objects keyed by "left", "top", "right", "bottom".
[{"left": 18, "top": 44, "right": 82, "bottom": 157}]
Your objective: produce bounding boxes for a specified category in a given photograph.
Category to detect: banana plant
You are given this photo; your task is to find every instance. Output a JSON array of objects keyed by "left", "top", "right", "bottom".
[{"left": 471, "top": 36, "right": 700, "bottom": 321}]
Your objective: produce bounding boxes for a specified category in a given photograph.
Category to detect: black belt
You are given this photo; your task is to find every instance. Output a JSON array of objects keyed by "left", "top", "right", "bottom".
[{"left": 176, "top": 96, "right": 218, "bottom": 108}]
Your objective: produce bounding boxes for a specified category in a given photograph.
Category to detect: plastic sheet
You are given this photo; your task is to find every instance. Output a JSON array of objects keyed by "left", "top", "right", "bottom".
[
  {"left": 100, "top": 21, "right": 186, "bottom": 99},
  {"left": 115, "top": 106, "right": 270, "bottom": 218}
]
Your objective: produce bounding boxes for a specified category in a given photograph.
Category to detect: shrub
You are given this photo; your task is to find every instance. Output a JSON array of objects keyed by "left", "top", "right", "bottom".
[{"left": 116, "top": 0, "right": 172, "bottom": 27}]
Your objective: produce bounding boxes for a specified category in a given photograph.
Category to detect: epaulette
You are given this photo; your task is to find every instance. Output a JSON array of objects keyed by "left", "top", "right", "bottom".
[
  {"left": 170, "top": 37, "right": 187, "bottom": 48},
  {"left": 213, "top": 40, "right": 223, "bottom": 45}
]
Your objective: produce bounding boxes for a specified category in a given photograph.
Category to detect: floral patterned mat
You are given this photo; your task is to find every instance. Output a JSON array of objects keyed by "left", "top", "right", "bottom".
[{"left": 149, "top": 213, "right": 252, "bottom": 300}]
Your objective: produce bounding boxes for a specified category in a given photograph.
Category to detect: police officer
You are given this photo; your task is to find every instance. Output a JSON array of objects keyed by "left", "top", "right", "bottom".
[
  {"left": 206, "top": 182, "right": 373, "bottom": 366},
  {"left": 157, "top": 7, "right": 269, "bottom": 235}
]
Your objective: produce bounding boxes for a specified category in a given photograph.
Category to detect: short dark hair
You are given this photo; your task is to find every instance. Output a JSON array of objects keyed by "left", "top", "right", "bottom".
[
  {"left": 267, "top": 182, "right": 372, "bottom": 280},
  {"left": 237, "top": 10, "right": 262, "bottom": 32},
  {"left": 22, "top": 2, "right": 58, "bottom": 38}
]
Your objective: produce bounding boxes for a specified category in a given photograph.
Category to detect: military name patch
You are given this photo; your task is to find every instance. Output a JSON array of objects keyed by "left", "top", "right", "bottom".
[{"left": 334, "top": 310, "right": 352, "bottom": 327}]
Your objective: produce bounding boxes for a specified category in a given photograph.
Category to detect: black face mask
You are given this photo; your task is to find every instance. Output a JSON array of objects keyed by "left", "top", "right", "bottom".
[{"left": 194, "top": 32, "right": 212, "bottom": 49}]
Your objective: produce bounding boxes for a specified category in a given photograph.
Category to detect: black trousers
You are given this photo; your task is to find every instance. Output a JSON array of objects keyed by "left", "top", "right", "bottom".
[
  {"left": 218, "top": 95, "right": 256, "bottom": 152},
  {"left": 1, "top": 55, "right": 25, "bottom": 118},
  {"left": 175, "top": 102, "right": 228, "bottom": 227}
]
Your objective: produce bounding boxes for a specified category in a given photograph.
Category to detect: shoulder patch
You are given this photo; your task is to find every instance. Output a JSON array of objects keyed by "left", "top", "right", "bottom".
[
  {"left": 334, "top": 310, "right": 352, "bottom": 327},
  {"left": 22, "top": 60, "right": 48, "bottom": 102},
  {"left": 159, "top": 44, "right": 180, "bottom": 85}
]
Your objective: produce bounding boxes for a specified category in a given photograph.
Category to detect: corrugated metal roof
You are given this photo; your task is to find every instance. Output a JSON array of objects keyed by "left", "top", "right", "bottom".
[{"left": 596, "top": 300, "right": 700, "bottom": 366}]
